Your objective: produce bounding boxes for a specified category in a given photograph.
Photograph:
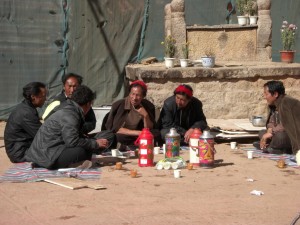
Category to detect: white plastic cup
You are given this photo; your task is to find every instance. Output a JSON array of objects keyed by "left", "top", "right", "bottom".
[
  {"left": 154, "top": 147, "right": 160, "bottom": 155},
  {"left": 156, "top": 162, "right": 164, "bottom": 170},
  {"left": 171, "top": 162, "right": 179, "bottom": 170},
  {"left": 111, "top": 149, "right": 118, "bottom": 157},
  {"left": 171, "top": 160, "right": 184, "bottom": 170},
  {"left": 174, "top": 170, "right": 181, "bottom": 178},
  {"left": 230, "top": 142, "right": 237, "bottom": 150},
  {"left": 247, "top": 151, "right": 254, "bottom": 159},
  {"left": 163, "top": 162, "right": 172, "bottom": 170}
]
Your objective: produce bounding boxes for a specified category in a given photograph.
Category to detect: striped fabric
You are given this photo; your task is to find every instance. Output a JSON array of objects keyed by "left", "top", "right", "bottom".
[
  {"left": 0, "top": 162, "right": 101, "bottom": 183},
  {"left": 241, "top": 147, "right": 300, "bottom": 168}
]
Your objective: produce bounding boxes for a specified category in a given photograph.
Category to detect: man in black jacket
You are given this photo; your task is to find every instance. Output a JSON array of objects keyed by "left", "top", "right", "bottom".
[
  {"left": 25, "top": 85, "right": 109, "bottom": 169},
  {"left": 158, "top": 84, "right": 208, "bottom": 144},
  {"left": 42, "top": 73, "right": 96, "bottom": 134},
  {"left": 4, "top": 82, "right": 47, "bottom": 162}
]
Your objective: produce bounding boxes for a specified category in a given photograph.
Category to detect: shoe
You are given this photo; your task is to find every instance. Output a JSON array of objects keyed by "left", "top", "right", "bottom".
[
  {"left": 253, "top": 141, "right": 261, "bottom": 150},
  {"left": 264, "top": 147, "right": 284, "bottom": 155}
]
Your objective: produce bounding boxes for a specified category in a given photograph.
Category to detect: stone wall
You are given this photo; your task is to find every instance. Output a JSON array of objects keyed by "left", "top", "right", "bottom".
[
  {"left": 126, "top": 63, "right": 300, "bottom": 119},
  {"left": 187, "top": 25, "right": 257, "bottom": 61},
  {"left": 145, "top": 77, "right": 300, "bottom": 119}
]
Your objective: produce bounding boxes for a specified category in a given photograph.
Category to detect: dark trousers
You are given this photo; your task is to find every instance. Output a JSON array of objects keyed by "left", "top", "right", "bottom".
[
  {"left": 93, "top": 130, "right": 116, "bottom": 154},
  {"left": 259, "top": 129, "right": 292, "bottom": 154},
  {"left": 52, "top": 146, "right": 93, "bottom": 169}
]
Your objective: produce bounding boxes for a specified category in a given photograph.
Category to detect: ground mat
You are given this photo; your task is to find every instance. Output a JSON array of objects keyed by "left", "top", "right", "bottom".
[
  {"left": 0, "top": 162, "right": 101, "bottom": 183},
  {"left": 241, "top": 147, "right": 300, "bottom": 169}
]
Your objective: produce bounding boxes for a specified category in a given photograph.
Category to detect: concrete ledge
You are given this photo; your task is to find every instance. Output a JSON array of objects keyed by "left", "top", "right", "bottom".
[
  {"left": 126, "top": 61, "right": 300, "bottom": 80},
  {"left": 186, "top": 24, "right": 258, "bottom": 30}
]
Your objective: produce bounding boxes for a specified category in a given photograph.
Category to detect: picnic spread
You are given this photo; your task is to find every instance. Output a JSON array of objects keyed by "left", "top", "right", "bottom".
[{"left": 1, "top": 124, "right": 299, "bottom": 191}]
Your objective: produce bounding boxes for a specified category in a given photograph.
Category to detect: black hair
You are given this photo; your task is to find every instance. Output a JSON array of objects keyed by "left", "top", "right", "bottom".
[
  {"left": 173, "top": 84, "right": 193, "bottom": 99},
  {"left": 71, "top": 85, "right": 95, "bottom": 106},
  {"left": 23, "top": 82, "right": 46, "bottom": 101},
  {"left": 264, "top": 80, "right": 285, "bottom": 96},
  {"left": 61, "top": 73, "right": 83, "bottom": 85},
  {"left": 129, "top": 82, "right": 147, "bottom": 97}
]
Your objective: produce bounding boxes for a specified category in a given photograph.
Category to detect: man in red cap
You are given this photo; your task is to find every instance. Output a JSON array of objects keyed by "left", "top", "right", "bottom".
[
  {"left": 104, "top": 80, "right": 159, "bottom": 151},
  {"left": 158, "top": 84, "right": 208, "bottom": 144}
]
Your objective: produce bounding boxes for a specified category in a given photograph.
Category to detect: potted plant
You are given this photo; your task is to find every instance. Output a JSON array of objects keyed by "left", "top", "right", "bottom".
[
  {"left": 201, "top": 49, "right": 215, "bottom": 68},
  {"left": 280, "top": 20, "right": 297, "bottom": 63},
  {"left": 161, "top": 35, "right": 176, "bottom": 68},
  {"left": 236, "top": 0, "right": 248, "bottom": 26},
  {"left": 180, "top": 42, "right": 190, "bottom": 68},
  {"left": 247, "top": 0, "right": 258, "bottom": 25}
]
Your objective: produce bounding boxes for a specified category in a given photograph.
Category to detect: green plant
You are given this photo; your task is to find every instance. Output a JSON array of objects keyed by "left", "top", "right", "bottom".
[
  {"left": 204, "top": 48, "right": 215, "bottom": 57},
  {"left": 181, "top": 42, "right": 190, "bottom": 59},
  {"left": 236, "top": 0, "right": 248, "bottom": 16},
  {"left": 247, "top": 0, "right": 257, "bottom": 16},
  {"left": 161, "top": 35, "right": 176, "bottom": 58},
  {"left": 281, "top": 20, "right": 298, "bottom": 51}
]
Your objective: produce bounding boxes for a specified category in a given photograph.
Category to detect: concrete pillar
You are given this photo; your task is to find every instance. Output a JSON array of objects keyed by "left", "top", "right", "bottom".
[
  {"left": 164, "top": 4, "right": 172, "bottom": 37},
  {"left": 257, "top": 0, "right": 272, "bottom": 61},
  {"left": 170, "top": 0, "right": 186, "bottom": 59}
]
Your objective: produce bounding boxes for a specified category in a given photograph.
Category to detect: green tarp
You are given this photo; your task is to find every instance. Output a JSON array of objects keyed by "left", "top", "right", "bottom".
[{"left": 0, "top": 0, "right": 299, "bottom": 119}]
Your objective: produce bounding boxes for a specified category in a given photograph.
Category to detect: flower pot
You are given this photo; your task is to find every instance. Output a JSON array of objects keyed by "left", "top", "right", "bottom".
[
  {"left": 180, "top": 59, "right": 189, "bottom": 68},
  {"left": 164, "top": 57, "right": 176, "bottom": 68},
  {"left": 237, "top": 16, "right": 248, "bottom": 26},
  {"left": 249, "top": 16, "right": 258, "bottom": 25},
  {"left": 201, "top": 56, "right": 215, "bottom": 68},
  {"left": 280, "top": 50, "right": 296, "bottom": 63}
]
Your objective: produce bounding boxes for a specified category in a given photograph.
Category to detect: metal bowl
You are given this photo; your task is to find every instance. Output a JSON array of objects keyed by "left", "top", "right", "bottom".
[{"left": 251, "top": 116, "right": 266, "bottom": 127}]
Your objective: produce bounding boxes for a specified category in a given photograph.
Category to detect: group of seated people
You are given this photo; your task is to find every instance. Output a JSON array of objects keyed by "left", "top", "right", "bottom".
[
  {"left": 4, "top": 74, "right": 300, "bottom": 169},
  {"left": 4, "top": 73, "right": 208, "bottom": 169}
]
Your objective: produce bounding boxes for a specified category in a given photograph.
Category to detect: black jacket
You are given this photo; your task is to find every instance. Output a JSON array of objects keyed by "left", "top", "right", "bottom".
[
  {"left": 25, "top": 100, "right": 99, "bottom": 169},
  {"left": 4, "top": 100, "right": 42, "bottom": 163},
  {"left": 158, "top": 95, "right": 208, "bottom": 136},
  {"left": 43, "top": 91, "right": 97, "bottom": 134}
]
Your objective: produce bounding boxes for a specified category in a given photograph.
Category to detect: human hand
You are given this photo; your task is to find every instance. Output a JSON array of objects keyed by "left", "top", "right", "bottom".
[
  {"left": 260, "top": 132, "right": 272, "bottom": 149},
  {"left": 184, "top": 128, "right": 194, "bottom": 143},
  {"left": 135, "top": 106, "right": 148, "bottom": 118},
  {"left": 96, "top": 138, "right": 109, "bottom": 148}
]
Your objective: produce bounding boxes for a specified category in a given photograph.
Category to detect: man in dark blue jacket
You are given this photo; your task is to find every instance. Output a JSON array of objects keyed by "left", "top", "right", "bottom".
[{"left": 4, "top": 82, "right": 47, "bottom": 162}]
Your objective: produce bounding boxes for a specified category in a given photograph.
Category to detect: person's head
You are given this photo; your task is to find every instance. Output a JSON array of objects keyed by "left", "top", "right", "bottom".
[
  {"left": 128, "top": 80, "right": 147, "bottom": 107},
  {"left": 263, "top": 81, "right": 285, "bottom": 105},
  {"left": 173, "top": 84, "right": 193, "bottom": 109},
  {"left": 71, "top": 85, "right": 95, "bottom": 115},
  {"left": 23, "top": 82, "right": 47, "bottom": 108},
  {"left": 61, "top": 73, "right": 83, "bottom": 98}
]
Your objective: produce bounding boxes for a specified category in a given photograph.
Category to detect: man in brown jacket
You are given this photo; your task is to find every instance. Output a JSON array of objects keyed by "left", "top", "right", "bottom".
[
  {"left": 104, "top": 80, "right": 160, "bottom": 151},
  {"left": 262, "top": 81, "right": 300, "bottom": 164}
]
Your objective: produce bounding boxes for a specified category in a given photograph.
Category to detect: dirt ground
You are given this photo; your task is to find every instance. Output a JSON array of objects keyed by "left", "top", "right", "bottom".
[{"left": 0, "top": 121, "right": 300, "bottom": 225}]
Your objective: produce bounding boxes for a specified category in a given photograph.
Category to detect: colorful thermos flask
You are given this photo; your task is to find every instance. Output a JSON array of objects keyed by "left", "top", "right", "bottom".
[
  {"left": 199, "top": 130, "right": 215, "bottom": 168},
  {"left": 165, "top": 128, "right": 180, "bottom": 158}
]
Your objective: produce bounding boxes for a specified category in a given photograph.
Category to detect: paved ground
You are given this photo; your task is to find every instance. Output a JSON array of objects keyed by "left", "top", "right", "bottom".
[{"left": 0, "top": 121, "right": 300, "bottom": 225}]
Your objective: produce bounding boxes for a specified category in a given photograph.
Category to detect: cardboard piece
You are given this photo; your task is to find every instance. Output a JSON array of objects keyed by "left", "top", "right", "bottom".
[{"left": 43, "top": 178, "right": 106, "bottom": 190}]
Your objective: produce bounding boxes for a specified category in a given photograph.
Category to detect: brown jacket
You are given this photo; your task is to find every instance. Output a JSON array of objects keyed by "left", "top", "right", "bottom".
[
  {"left": 275, "top": 95, "right": 300, "bottom": 154},
  {"left": 105, "top": 97, "right": 156, "bottom": 132}
]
